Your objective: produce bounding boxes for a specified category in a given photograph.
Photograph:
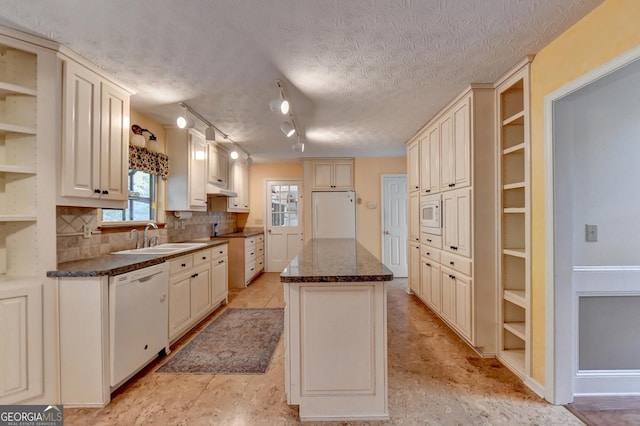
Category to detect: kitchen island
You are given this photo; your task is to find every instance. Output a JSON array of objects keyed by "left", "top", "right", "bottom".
[{"left": 280, "top": 238, "right": 393, "bottom": 422}]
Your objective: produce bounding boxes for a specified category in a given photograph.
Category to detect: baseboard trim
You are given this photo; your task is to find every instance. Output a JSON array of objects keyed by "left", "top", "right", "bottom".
[{"left": 525, "top": 377, "right": 546, "bottom": 399}]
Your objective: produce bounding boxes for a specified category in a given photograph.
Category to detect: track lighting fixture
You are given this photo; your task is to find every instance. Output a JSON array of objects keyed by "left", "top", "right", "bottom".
[
  {"left": 176, "top": 102, "right": 251, "bottom": 159},
  {"left": 281, "top": 121, "right": 295, "bottom": 138},
  {"left": 246, "top": 156, "right": 253, "bottom": 167}
]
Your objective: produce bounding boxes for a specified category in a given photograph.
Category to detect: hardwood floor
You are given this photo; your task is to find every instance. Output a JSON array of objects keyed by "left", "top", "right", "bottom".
[
  {"left": 64, "top": 272, "right": 583, "bottom": 425},
  {"left": 566, "top": 396, "right": 640, "bottom": 426}
]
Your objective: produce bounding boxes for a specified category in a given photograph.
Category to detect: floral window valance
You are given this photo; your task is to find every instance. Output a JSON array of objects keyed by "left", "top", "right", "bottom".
[{"left": 129, "top": 145, "right": 169, "bottom": 178}]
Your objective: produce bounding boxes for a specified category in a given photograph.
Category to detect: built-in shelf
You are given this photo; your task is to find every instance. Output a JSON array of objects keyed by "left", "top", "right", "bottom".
[
  {"left": 503, "top": 182, "right": 525, "bottom": 190},
  {"left": 0, "top": 122, "right": 37, "bottom": 135},
  {"left": 500, "top": 349, "right": 525, "bottom": 375},
  {"left": 503, "top": 143, "right": 525, "bottom": 155},
  {"left": 503, "top": 248, "right": 525, "bottom": 258},
  {"left": 0, "top": 81, "right": 37, "bottom": 97},
  {"left": 504, "top": 322, "right": 526, "bottom": 340},
  {"left": 502, "top": 110, "right": 525, "bottom": 126},
  {"left": 0, "top": 165, "right": 37, "bottom": 174},
  {"left": 503, "top": 207, "right": 525, "bottom": 214},
  {"left": 504, "top": 289, "right": 526, "bottom": 308}
]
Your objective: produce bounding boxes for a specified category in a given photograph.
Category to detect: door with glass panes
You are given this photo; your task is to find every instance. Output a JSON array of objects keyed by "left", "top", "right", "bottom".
[{"left": 266, "top": 180, "right": 303, "bottom": 272}]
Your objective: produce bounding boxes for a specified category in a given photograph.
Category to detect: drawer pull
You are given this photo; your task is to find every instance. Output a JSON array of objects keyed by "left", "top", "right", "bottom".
[
  {"left": 425, "top": 262, "right": 431, "bottom": 267},
  {"left": 191, "top": 273, "right": 199, "bottom": 278},
  {"left": 426, "top": 252, "right": 430, "bottom": 255},
  {"left": 426, "top": 239, "right": 432, "bottom": 242},
  {"left": 449, "top": 274, "right": 456, "bottom": 279},
  {"left": 218, "top": 260, "right": 224, "bottom": 264},
  {"left": 450, "top": 261, "right": 454, "bottom": 265},
  {"left": 202, "top": 256, "right": 207, "bottom": 260},
  {"left": 181, "top": 263, "right": 187, "bottom": 267}
]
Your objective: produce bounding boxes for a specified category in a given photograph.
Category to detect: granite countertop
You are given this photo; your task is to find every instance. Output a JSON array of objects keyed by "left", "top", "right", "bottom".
[
  {"left": 48, "top": 240, "right": 228, "bottom": 278},
  {"left": 213, "top": 227, "right": 264, "bottom": 238},
  {"left": 280, "top": 238, "right": 393, "bottom": 283}
]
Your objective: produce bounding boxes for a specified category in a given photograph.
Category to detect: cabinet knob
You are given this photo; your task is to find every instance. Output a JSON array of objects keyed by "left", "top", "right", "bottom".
[
  {"left": 202, "top": 256, "right": 207, "bottom": 260},
  {"left": 425, "top": 262, "right": 431, "bottom": 267},
  {"left": 426, "top": 239, "right": 432, "bottom": 242},
  {"left": 218, "top": 260, "right": 224, "bottom": 264},
  {"left": 425, "top": 189, "right": 431, "bottom": 193},
  {"left": 450, "top": 261, "right": 454, "bottom": 265},
  {"left": 102, "top": 190, "right": 109, "bottom": 194},
  {"left": 94, "top": 189, "right": 101, "bottom": 193}
]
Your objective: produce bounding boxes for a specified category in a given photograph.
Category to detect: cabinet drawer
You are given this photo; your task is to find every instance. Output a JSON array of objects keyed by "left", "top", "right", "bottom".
[
  {"left": 256, "top": 255, "right": 264, "bottom": 272},
  {"left": 421, "top": 232, "right": 442, "bottom": 249},
  {"left": 245, "top": 244, "right": 257, "bottom": 260},
  {"left": 169, "top": 254, "right": 193, "bottom": 275},
  {"left": 255, "top": 234, "right": 264, "bottom": 244},
  {"left": 420, "top": 245, "right": 441, "bottom": 264},
  {"left": 211, "top": 244, "right": 228, "bottom": 259},
  {"left": 193, "top": 248, "right": 212, "bottom": 266},
  {"left": 255, "top": 242, "right": 265, "bottom": 258},
  {"left": 245, "top": 237, "right": 256, "bottom": 248},
  {"left": 245, "top": 261, "right": 257, "bottom": 279},
  {"left": 440, "top": 252, "right": 471, "bottom": 276}
]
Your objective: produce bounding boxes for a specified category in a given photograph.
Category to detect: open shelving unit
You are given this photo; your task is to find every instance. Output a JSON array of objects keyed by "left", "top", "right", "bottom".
[
  {"left": 0, "top": 44, "right": 40, "bottom": 282},
  {"left": 496, "top": 58, "right": 532, "bottom": 378}
]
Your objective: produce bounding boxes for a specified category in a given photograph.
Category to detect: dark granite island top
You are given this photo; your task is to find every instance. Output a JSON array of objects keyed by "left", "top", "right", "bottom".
[{"left": 280, "top": 238, "right": 393, "bottom": 283}]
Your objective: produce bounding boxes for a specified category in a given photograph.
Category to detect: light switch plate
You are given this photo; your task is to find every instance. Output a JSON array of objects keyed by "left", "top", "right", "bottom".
[{"left": 585, "top": 224, "right": 597, "bottom": 242}]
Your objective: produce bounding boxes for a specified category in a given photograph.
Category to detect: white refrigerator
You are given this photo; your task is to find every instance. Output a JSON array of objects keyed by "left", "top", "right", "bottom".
[{"left": 312, "top": 191, "right": 356, "bottom": 238}]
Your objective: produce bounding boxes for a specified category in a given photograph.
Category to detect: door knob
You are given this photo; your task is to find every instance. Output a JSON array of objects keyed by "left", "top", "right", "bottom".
[{"left": 384, "top": 230, "right": 390, "bottom": 235}]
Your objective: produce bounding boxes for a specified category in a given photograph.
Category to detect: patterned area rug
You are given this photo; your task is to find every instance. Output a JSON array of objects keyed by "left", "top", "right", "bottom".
[{"left": 157, "top": 308, "right": 284, "bottom": 374}]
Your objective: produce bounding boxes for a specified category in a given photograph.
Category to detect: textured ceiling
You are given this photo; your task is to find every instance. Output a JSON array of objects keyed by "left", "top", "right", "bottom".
[{"left": 0, "top": 0, "right": 603, "bottom": 162}]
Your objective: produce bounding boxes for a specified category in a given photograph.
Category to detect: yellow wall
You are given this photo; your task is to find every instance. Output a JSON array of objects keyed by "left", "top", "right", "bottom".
[
  {"left": 130, "top": 109, "right": 166, "bottom": 153},
  {"left": 247, "top": 161, "right": 304, "bottom": 227},
  {"left": 354, "top": 157, "right": 407, "bottom": 259},
  {"left": 530, "top": 0, "right": 640, "bottom": 384}
]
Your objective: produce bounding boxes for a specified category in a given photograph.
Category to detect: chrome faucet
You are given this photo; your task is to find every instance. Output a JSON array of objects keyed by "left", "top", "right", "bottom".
[
  {"left": 129, "top": 229, "right": 141, "bottom": 249},
  {"left": 143, "top": 222, "right": 158, "bottom": 248}
]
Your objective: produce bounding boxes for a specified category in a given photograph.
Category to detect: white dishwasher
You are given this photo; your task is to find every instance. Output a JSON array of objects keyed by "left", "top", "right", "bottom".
[{"left": 109, "top": 262, "right": 170, "bottom": 389}]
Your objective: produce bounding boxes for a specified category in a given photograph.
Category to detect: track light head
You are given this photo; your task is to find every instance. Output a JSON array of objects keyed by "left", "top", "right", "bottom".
[
  {"left": 177, "top": 116, "right": 194, "bottom": 129},
  {"left": 281, "top": 121, "right": 295, "bottom": 138},
  {"left": 205, "top": 127, "right": 216, "bottom": 141},
  {"left": 292, "top": 141, "right": 305, "bottom": 152},
  {"left": 269, "top": 98, "right": 289, "bottom": 115},
  {"left": 230, "top": 150, "right": 239, "bottom": 160}
]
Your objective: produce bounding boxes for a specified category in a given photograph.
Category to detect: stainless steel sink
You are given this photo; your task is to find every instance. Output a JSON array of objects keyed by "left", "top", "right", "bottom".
[{"left": 112, "top": 242, "right": 208, "bottom": 255}]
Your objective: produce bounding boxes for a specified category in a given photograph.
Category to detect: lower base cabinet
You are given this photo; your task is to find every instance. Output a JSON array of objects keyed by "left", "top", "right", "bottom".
[{"left": 169, "top": 244, "right": 228, "bottom": 343}]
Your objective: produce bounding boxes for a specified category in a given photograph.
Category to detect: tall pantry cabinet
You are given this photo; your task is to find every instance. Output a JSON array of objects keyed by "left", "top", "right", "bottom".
[
  {"left": 406, "top": 84, "right": 497, "bottom": 356},
  {"left": 0, "top": 28, "right": 58, "bottom": 404}
]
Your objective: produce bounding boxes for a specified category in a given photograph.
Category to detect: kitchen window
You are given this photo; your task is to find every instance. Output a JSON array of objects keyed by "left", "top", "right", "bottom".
[{"left": 100, "top": 169, "right": 158, "bottom": 223}]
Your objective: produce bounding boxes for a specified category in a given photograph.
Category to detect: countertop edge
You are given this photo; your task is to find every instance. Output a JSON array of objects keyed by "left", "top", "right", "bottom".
[
  {"left": 48, "top": 240, "right": 229, "bottom": 278},
  {"left": 280, "top": 274, "right": 393, "bottom": 283}
]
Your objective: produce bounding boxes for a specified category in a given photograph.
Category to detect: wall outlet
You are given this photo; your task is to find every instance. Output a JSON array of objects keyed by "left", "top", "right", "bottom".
[
  {"left": 585, "top": 224, "right": 597, "bottom": 242},
  {"left": 83, "top": 224, "right": 92, "bottom": 239},
  {"left": 181, "top": 221, "right": 186, "bottom": 230}
]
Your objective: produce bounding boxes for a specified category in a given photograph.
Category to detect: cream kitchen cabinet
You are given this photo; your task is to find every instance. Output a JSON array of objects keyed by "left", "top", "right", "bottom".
[
  {"left": 442, "top": 187, "right": 471, "bottom": 258},
  {"left": 168, "top": 245, "right": 228, "bottom": 343},
  {"left": 0, "top": 29, "right": 57, "bottom": 405},
  {"left": 210, "top": 244, "right": 229, "bottom": 305},
  {"left": 407, "top": 140, "right": 420, "bottom": 192},
  {"left": 166, "top": 128, "right": 208, "bottom": 211},
  {"left": 221, "top": 232, "right": 264, "bottom": 289},
  {"left": 408, "top": 192, "right": 420, "bottom": 244},
  {"left": 207, "top": 143, "right": 229, "bottom": 189},
  {"left": 311, "top": 159, "right": 354, "bottom": 190},
  {"left": 406, "top": 84, "right": 497, "bottom": 357},
  {"left": 227, "top": 158, "right": 250, "bottom": 212},
  {"left": 440, "top": 95, "right": 471, "bottom": 191},
  {"left": 59, "top": 57, "right": 131, "bottom": 208},
  {"left": 441, "top": 266, "right": 472, "bottom": 341},
  {"left": 420, "top": 124, "right": 440, "bottom": 194},
  {"left": 408, "top": 242, "right": 420, "bottom": 295}
]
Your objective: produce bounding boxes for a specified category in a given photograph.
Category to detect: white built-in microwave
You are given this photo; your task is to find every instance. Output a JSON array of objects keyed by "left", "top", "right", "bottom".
[{"left": 420, "top": 194, "right": 442, "bottom": 235}]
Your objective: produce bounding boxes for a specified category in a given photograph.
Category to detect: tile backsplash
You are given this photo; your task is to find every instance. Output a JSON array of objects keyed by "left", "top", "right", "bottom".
[{"left": 56, "top": 206, "right": 237, "bottom": 263}]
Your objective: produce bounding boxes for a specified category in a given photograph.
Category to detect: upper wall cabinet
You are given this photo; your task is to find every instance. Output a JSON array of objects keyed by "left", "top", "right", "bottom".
[
  {"left": 59, "top": 56, "right": 131, "bottom": 209},
  {"left": 420, "top": 124, "right": 440, "bottom": 194},
  {"left": 440, "top": 96, "right": 471, "bottom": 191},
  {"left": 207, "top": 144, "right": 229, "bottom": 189},
  {"left": 166, "top": 128, "right": 207, "bottom": 211},
  {"left": 311, "top": 159, "right": 354, "bottom": 190},
  {"left": 227, "top": 158, "right": 250, "bottom": 212},
  {"left": 407, "top": 141, "right": 419, "bottom": 193}
]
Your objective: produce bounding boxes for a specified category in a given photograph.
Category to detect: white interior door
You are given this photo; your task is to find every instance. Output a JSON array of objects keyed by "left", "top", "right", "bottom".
[
  {"left": 266, "top": 180, "right": 304, "bottom": 272},
  {"left": 382, "top": 175, "right": 407, "bottom": 277}
]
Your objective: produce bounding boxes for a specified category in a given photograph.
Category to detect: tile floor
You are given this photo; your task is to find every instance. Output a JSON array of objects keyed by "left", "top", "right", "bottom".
[{"left": 64, "top": 273, "right": 583, "bottom": 425}]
